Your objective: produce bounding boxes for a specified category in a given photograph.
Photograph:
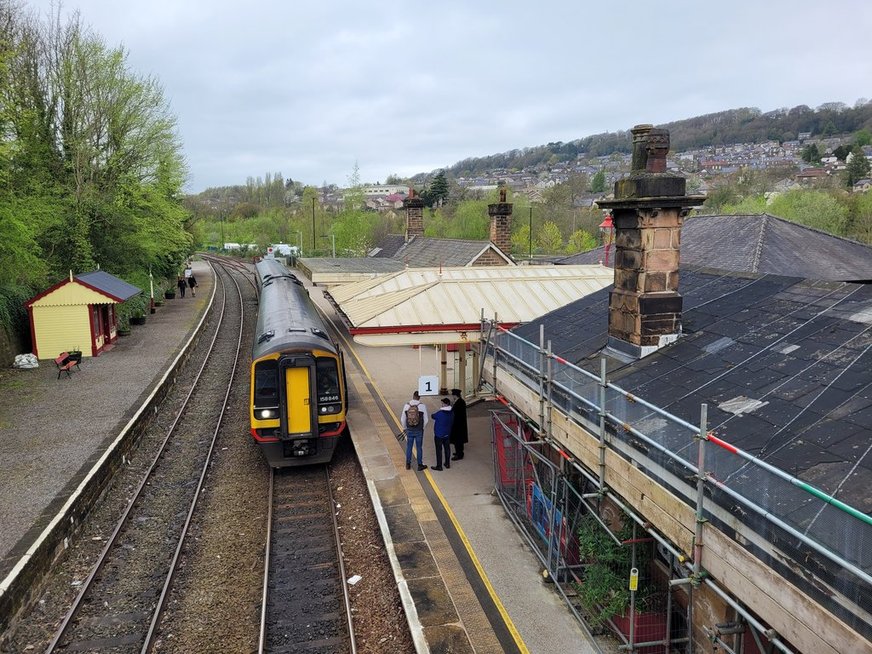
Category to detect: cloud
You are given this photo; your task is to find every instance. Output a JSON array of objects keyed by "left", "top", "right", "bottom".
[{"left": 31, "top": 0, "right": 872, "bottom": 191}]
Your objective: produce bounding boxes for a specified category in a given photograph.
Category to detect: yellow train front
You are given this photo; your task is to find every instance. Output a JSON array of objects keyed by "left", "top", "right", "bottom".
[{"left": 249, "top": 259, "right": 347, "bottom": 467}]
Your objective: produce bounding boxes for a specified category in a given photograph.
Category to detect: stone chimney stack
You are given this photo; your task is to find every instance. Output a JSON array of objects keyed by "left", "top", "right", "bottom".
[
  {"left": 404, "top": 188, "right": 424, "bottom": 242},
  {"left": 597, "top": 125, "right": 705, "bottom": 359},
  {"left": 488, "top": 188, "right": 513, "bottom": 255}
]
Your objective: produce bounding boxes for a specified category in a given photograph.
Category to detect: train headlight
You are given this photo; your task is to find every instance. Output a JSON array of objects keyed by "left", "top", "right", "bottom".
[
  {"left": 258, "top": 409, "right": 276, "bottom": 419},
  {"left": 320, "top": 405, "right": 338, "bottom": 414}
]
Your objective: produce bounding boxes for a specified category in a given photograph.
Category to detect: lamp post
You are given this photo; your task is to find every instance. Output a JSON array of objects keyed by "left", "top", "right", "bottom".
[
  {"left": 297, "top": 230, "right": 303, "bottom": 257},
  {"left": 311, "top": 197, "right": 316, "bottom": 251},
  {"left": 598, "top": 213, "right": 614, "bottom": 266}
]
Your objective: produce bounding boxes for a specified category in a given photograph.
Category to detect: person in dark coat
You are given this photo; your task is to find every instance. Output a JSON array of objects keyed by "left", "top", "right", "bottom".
[
  {"left": 449, "top": 388, "right": 468, "bottom": 460},
  {"left": 177, "top": 275, "right": 187, "bottom": 298}
]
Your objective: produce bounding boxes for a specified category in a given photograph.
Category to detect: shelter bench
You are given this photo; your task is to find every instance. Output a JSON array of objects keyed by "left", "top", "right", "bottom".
[{"left": 55, "top": 352, "right": 80, "bottom": 379}]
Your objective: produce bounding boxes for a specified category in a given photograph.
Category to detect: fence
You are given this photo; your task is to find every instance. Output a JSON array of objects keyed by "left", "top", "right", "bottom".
[{"left": 482, "top": 321, "right": 872, "bottom": 653}]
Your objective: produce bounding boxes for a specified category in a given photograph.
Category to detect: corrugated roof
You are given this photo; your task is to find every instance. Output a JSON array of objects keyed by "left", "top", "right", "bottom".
[
  {"left": 560, "top": 213, "right": 872, "bottom": 281},
  {"left": 75, "top": 271, "right": 141, "bottom": 301},
  {"left": 326, "top": 264, "right": 613, "bottom": 330}
]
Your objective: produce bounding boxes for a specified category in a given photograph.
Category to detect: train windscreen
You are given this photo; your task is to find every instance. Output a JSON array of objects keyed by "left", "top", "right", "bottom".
[{"left": 316, "top": 358, "right": 341, "bottom": 415}]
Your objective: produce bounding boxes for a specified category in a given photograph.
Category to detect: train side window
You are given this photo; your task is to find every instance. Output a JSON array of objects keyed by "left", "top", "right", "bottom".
[
  {"left": 316, "top": 358, "right": 340, "bottom": 402},
  {"left": 254, "top": 360, "right": 279, "bottom": 406}
]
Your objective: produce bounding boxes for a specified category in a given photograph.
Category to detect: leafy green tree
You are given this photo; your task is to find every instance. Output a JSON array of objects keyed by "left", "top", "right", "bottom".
[
  {"left": 536, "top": 220, "right": 564, "bottom": 253},
  {"left": 855, "top": 129, "right": 872, "bottom": 147},
  {"left": 566, "top": 229, "right": 597, "bottom": 254},
  {"left": 801, "top": 143, "right": 821, "bottom": 164},
  {"left": 511, "top": 223, "right": 532, "bottom": 257},
  {"left": 768, "top": 190, "right": 849, "bottom": 235},
  {"left": 448, "top": 199, "right": 490, "bottom": 239},
  {"left": 590, "top": 169, "right": 606, "bottom": 193},
  {"left": 844, "top": 147, "right": 871, "bottom": 188},
  {"left": 722, "top": 195, "right": 767, "bottom": 214}
]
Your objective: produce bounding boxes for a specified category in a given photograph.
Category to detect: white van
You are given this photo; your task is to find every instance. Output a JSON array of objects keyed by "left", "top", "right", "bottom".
[{"left": 269, "top": 243, "right": 299, "bottom": 258}]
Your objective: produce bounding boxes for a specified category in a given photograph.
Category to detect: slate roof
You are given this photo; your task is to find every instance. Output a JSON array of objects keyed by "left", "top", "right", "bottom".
[
  {"left": 369, "top": 234, "right": 406, "bottom": 258},
  {"left": 75, "top": 271, "right": 141, "bottom": 301},
  {"left": 513, "top": 267, "right": 872, "bottom": 517},
  {"left": 559, "top": 213, "right": 872, "bottom": 282},
  {"left": 371, "top": 234, "right": 514, "bottom": 267}
]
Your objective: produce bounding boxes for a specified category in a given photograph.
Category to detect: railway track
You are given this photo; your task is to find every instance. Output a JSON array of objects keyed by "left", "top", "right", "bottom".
[
  {"left": 259, "top": 466, "right": 357, "bottom": 654},
  {"left": 45, "top": 261, "right": 246, "bottom": 653}
]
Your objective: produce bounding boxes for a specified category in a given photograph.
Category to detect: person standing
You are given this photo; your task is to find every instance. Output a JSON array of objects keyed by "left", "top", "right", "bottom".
[
  {"left": 449, "top": 388, "right": 468, "bottom": 460},
  {"left": 401, "top": 391, "right": 429, "bottom": 471},
  {"left": 177, "top": 275, "right": 187, "bottom": 298},
  {"left": 187, "top": 268, "right": 198, "bottom": 297},
  {"left": 431, "top": 397, "right": 453, "bottom": 471}
]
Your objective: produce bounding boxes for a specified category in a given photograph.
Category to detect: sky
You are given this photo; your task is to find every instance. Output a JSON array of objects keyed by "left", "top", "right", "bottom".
[{"left": 27, "top": 1, "right": 872, "bottom": 193}]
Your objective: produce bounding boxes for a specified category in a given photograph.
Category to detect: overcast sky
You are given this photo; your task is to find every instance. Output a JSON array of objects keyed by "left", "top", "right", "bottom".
[{"left": 28, "top": 1, "right": 872, "bottom": 193}]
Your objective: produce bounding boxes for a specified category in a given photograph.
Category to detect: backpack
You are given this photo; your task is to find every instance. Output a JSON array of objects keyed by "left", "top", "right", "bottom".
[{"left": 406, "top": 403, "right": 422, "bottom": 428}]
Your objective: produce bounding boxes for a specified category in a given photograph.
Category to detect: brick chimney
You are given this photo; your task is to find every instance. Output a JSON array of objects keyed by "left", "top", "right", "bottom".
[
  {"left": 403, "top": 188, "right": 424, "bottom": 242},
  {"left": 597, "top": 125, "right": 705, "bottom": 359},
  {"left": 488, "top": 188, "right": 513, "bottom": 255}
]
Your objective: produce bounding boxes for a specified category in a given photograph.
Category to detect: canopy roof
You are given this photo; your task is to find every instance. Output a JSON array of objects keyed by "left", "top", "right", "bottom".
[{"left": 325, "top": 264, "right": 614, "bottom": 346}]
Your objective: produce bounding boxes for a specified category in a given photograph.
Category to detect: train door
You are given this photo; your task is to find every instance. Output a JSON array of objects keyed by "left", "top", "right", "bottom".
[{"left": 280, "top": 357, "right": 317, "bottom": 439}]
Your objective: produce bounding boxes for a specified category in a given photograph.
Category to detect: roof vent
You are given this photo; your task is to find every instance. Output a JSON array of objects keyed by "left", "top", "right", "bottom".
[{"left": 310, "top": 327, "right": 329, "bottom": 340}]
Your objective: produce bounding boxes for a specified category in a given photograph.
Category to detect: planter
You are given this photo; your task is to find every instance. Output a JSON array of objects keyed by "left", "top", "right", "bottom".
[
  {"left": 611, "top": 610, "right": 668, "bottom": 653},
  {"left": 118, "top": 327, "right": 132, "bottom": 337},
  {"left": 131, "top": 315, "right": 147, "bottom": 325},
  {"left": 164, "top": 290, "right": 176, "bottom": 299},
  {"left": 67, "top": 351, "right": 83, "bottom": 363}
]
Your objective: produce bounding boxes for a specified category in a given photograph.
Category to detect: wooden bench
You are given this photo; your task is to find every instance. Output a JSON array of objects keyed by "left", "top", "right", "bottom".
[{"left": 55, "top": 352, "right": 81, "bottom": 379}]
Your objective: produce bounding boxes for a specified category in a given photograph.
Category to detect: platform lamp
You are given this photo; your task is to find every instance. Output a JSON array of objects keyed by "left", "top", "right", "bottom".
[
  {"left": 322, "top": 233, "right": 336, "bottom": 258},
  {"left": 598, "top": 213, "right": 614, "bottom": 267},
  {"left": 148, "top": 267, "right": 155, "bottom": 313}
]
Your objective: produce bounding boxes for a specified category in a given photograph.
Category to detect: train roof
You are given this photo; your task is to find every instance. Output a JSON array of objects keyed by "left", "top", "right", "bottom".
[{"left": 253, "top": 259, "right": 338, "bottom": 360}]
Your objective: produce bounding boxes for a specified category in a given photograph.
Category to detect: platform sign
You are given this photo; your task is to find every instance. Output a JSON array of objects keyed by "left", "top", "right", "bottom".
[{"left": 418, "top": 375, "right": 439, "bottom": 396}]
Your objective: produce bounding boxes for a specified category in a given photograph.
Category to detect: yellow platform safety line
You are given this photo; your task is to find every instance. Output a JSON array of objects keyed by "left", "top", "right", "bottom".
[
  {"left": 322, "top": 316, "right": 530, "bottom": 654},
  {"left": 423, "top": 468, "right": 531, "bottom": 654}
]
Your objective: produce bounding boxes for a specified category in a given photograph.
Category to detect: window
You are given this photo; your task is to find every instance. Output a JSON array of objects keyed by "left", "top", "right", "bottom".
[
  {"left": 316, "top": 358, "right": 340, "bottom": 405},
  {"left": 254, "top": 360, "right": 279, "bottom": 407}
]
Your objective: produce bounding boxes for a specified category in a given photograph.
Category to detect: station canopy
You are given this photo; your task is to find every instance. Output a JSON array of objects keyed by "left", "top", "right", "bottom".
[{"left": 324, "top": 264, "right": 614, "bottom": 346}]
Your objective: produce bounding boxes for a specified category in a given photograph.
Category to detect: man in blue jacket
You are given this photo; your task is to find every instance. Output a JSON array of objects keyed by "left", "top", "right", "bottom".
[{"left": 431, "top": 397, "right": 453, "bottom": 471}]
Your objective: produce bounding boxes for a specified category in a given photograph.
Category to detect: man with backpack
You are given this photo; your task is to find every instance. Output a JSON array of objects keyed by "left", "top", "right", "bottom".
[{"left": 401, "top": 391, "right": 429, "bottom": 471}]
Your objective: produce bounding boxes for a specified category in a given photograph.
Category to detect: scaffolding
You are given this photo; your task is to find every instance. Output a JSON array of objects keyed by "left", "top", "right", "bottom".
[{"left": 481, "top": 319, "right": 872, "bottom": 654}]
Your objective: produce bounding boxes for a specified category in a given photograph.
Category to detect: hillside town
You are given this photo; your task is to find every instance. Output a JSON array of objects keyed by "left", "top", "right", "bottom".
[{"left": 305, "top": 136, "right": 872, "bottom": 214}]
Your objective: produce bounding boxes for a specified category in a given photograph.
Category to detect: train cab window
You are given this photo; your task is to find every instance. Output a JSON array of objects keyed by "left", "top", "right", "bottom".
[
  {"left": 254, "top": 360, "right": 279, "bottom": 407},
  {"left": 316, "top": 358, "right": 341, "bottom": 414}
]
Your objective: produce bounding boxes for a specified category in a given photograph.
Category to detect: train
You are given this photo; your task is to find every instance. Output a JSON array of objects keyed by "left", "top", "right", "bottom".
[{"left": 249, "top": 258, "right": 347, "bottom": 467}]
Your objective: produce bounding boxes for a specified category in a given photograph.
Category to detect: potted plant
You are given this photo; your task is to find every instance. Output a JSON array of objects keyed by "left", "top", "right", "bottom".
[
  {"left": 67, "top": 348, "right": 83, "bottom": 363},
  {"left": 131, "top": 311, "right": 146, "bottom": 325}
]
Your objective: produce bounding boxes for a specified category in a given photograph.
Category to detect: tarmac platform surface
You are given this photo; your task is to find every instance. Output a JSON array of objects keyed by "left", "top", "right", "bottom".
[{"left": 0, "top": 259, "right": 601, "bottom": 653}]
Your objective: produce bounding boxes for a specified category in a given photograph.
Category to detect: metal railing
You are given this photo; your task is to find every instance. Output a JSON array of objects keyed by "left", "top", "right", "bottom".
[{"left": 481, "top": 320, "right": 872, "bottom": 644}]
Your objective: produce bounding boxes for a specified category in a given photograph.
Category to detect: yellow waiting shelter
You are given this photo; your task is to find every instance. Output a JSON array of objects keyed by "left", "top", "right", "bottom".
[{"left": 26, "top": 270, "right": 141, "bottom": 360}]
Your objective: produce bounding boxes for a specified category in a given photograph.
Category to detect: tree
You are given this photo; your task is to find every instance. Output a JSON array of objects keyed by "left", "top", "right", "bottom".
[
  {"left": 566, "top": 229, "right": 597, "bottom": 254},
  {"left": 511, "top": 223, "right": 532, "bottom": 257},
  {"left": 855, "top": 129, "right": 872, "bottom": 147},
  {"left": 768, "top": 190, "right": 849, "bottom": 235},
  {"left": 832, "top": 145, "right": 851, "bottom": 162},
  {"left": 590, "top": 169, "right": 606, "bottom": 193},
  {"left": 428, "top": 170, "right": 449, "bottom": 207},
  {"left": 844, "top": 147, "right": 871, "bottom": 188},
  {"left": 536, "top": 220, "right": 564, "bottom": 253},
  {"left": 801, "top": 143, "right": 821, "bottom": 164}
]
